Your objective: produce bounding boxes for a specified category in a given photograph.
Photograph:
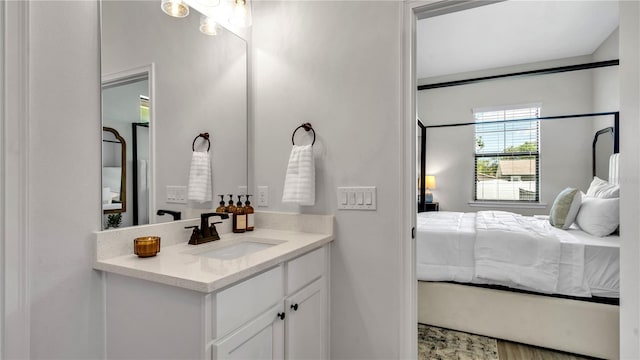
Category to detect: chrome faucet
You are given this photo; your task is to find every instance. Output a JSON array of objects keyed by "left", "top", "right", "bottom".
[{"left": 185, "top": 212, "right": 229, "bottom": 245}]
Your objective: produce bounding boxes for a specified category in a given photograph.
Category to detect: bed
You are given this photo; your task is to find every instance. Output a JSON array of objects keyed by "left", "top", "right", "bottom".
[{"left": 417, "top": 154, "right": 620, "bottom": 359}]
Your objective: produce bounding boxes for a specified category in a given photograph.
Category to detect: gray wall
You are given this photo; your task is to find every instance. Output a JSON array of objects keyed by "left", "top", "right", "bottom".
[
  {"left": 5, "top": 0, "right": 640, "bottom": 358},
  {"left": 251, "top": 1, "right": 404, "bottom": 358},
  {"left": 417, "top": 27, "right": 620, "bottom": 215},
  {"left": 619, "top": 2, "right": 640, "bottom": 358},
  {"left": 418, "top": 67, "right": 596, "bottom": 214},
  {"left": 28, "top": 1, "right": 103, "bottom": 358},
  {"left": 593, "top": 28, "right": 620, "bottom": 181},
  {"left": 102, "top": 79, "right": 149, "bottom": 227}
]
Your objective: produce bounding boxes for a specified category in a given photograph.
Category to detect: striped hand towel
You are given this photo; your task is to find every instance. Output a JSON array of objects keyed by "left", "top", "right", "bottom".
[
  {"left": 282, "top": 144, "right": 315, "bottom": 206},
  {"left": 187, "top": 151, "right": 212, "bottom": 202}
]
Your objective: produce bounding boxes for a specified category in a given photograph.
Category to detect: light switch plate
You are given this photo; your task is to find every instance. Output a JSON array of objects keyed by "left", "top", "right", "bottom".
[
  {"left": 257, "top": 186, "right": 269, "bottom": 207},
  {"left": 166, "top": 185, "right": 187, "bottom": 204},
  {"left": 337, "top": 186, "right": 376, "bottom": 210}
]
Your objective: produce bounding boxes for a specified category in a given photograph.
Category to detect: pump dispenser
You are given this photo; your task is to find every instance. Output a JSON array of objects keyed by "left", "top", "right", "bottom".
[
  {"left": 245, "top": 194, "right": 254, "bottom": 231},
  {"left": 216, "top": 195, "right": 226, "bottom": 213},
  {"left": 227, "top": 194, "right": 236, "bottom": 214},
  {"left": 233, "top": 195, "right": 246, "bottom": 233}
]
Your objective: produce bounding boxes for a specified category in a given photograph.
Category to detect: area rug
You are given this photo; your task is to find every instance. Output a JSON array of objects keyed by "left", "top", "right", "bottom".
[{"left": 418, "top": 324, "right": 499, "bottom": 360}]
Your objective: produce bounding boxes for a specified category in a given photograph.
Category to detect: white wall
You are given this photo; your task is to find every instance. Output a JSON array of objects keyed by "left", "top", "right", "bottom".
[
  {"left": 251, "top": 1, "right": 404, "bottom": 358},
  {"left": 418, "top": 69, "right": 595, "bottom": 214},
  {"left": 27, "top": 1, "right": 104, "bottom": 358},
  {"left": 619, "top": 2, "right": 640, "bottom": 358},
  {"left": 102, "top": 0, "right": 247, "bottom": 218}
]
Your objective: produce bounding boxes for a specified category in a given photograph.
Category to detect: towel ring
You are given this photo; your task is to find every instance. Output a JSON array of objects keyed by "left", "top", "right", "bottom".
[
  {"left": 192, "top": 132, "right": 211, "bottom": 152},
  {"left": 291, "top": 123, "right": 316, "bottom": 146}
]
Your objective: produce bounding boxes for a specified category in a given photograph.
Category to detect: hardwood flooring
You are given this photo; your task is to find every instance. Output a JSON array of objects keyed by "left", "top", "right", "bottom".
[{"left": 496, "top": 339, "right": 597, "bottom": 360}]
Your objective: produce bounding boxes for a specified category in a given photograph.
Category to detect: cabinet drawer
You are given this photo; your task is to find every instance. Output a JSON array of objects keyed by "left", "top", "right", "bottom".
[
  {"left": 287, "top": 247, "right": 325, "bottom": 295},
  {"left": 214, "top": 266, "right": 283, "bottom": 339}
]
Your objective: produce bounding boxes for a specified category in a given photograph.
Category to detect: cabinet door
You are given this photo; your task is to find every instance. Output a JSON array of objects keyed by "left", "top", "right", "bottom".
[
  {"left": 285, "top": 278, "right": 327, "bottom": 360},
  {"left": 213, "top": 304, "right": 285, "bottom": 360}
]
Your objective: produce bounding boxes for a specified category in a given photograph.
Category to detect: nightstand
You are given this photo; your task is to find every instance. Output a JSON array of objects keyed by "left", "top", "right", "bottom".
[{"left": 418, "top": 202, "right": 439, "bottom": 212}]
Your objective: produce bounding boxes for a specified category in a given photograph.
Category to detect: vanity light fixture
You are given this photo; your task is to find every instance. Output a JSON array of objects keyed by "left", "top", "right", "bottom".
[
  {"left": 199, "top": 15, "right": 221, "bottom": 36},
  {"left": 229, "top": 0, "right": 251, "bottom": 27},
  {"left": 161, "top": 0, "right": 190, "bottom": 18}
]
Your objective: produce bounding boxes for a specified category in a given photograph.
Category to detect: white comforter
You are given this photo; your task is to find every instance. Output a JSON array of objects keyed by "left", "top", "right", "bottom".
[{"left": 417, "top": 211, "right": 590, "bottom": 297}]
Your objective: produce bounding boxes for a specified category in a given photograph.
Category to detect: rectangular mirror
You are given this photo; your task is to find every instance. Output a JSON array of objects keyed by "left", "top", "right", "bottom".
[{"left": 101, "top": 0, "right": 248, "bottom": 229}]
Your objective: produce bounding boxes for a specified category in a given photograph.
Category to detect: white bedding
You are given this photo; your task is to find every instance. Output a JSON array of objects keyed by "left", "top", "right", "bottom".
[{"left": 417, "top": 211, "right": 619, "bottom": 298}]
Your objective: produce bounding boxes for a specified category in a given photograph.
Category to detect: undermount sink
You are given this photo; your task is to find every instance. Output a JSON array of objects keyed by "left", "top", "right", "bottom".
[{"left": 194, "top": 239, "right": 281, "bottom": 260}]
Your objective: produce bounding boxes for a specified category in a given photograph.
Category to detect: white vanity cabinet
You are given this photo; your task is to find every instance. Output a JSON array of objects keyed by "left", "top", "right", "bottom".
[{"left": 104, "top": 244, "right": 329, "bottom": 360}]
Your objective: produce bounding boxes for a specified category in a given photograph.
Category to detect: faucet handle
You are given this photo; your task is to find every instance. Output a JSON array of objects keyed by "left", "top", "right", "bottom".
[
  {"left": 185, "top": 225, "right": 202, "bottom": 245},
  {"left": 208, "top": 221, "right": 223, "bottom": 241}
]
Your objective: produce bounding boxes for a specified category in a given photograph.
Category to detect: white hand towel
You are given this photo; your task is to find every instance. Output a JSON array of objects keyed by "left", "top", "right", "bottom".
[
  {"left": 187, "top": 151, "right": 212, "bottom": 202},
  {"left": 282, "top": 144, "right": 315, "bottom": 206}
]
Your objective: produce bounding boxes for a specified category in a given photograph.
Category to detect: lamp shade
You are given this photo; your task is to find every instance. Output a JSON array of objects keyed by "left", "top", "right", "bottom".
[{"left": 425, "top": 175, "right": 436, "bottom": 190}]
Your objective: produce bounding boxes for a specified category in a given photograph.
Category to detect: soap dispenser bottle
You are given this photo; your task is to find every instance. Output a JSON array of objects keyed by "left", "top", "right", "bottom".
[
  {"left": 227, "top": 194, "right": 236, "bottom": 214},
  {"left": 216, "top": 195, "right": 226, "bottom": 213},
  {"left": 233, "top": 195, "right": 246, "bottom": 233},
  {"left": 245, "top": 195, "right": 254, "bottom": 231}
]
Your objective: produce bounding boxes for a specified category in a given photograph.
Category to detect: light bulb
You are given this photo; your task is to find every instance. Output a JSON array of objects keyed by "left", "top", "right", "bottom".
[
  {"left": 200, "top": 16, "right": 220, "bottom": 36},
  {"left": 161, "top": 0, "right": 189, "bottom": 18},
  {"left": 229, "top": 0, "right": 251, "bottom": 27}
]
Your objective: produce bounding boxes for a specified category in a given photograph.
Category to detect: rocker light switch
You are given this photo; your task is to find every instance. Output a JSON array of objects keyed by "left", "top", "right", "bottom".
[
  {"left": 337, "top": 187, "right": 376, "bottom": 210},
  {"left": 167, "top": 185, "right": 187, "bottom": 204}
]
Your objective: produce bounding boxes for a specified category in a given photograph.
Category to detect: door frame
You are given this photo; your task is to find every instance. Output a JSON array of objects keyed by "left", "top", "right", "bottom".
[{"left": 2, "top": 1, "right": 31, "bottom": 358}]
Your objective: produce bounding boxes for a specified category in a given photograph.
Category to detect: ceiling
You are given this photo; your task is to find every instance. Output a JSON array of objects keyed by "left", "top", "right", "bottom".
[{"left": 417, "top": 1, "right": 619, "bottom": 80}]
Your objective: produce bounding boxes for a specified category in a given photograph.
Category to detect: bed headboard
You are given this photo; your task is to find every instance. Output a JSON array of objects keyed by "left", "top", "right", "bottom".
[{"left": 609, "top": 153, "right": 620, "bottom": 185}]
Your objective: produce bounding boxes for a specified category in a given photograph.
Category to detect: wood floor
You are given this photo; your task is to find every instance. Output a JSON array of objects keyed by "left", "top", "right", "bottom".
[{"left": 497, "top": 340, "right": 597, "bottom": 360}]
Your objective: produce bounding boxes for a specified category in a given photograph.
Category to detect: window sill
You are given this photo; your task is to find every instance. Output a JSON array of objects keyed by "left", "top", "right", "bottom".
[{"left": 468, "top": 201, "right": 548, "bottom": 209}]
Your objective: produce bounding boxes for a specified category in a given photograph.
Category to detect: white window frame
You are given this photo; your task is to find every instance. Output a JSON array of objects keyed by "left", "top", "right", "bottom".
[{"left": 473, "top": 103, "right": 541, "bottom": 203}]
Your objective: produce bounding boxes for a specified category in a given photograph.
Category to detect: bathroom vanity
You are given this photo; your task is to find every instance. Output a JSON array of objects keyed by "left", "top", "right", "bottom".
[{"left": 94, "top": 212, "right": 333, "bottom": 359}]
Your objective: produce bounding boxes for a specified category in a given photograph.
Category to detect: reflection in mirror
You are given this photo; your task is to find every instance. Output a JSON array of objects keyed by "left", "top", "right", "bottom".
[
  {"left": 133, "top": 122, "right": 150, "bottom": 225},
  {"left": 101, "top": 0, "right": 248, "bottom": 229},
  {"left": 594, "top": 126, "right": 615, "bottom": 179},
  {"left": 102, "top": 127, "right": 126, "bottom": 214},
  {"left": 102, "top": 71, "right": 151, "bottom": 228}
]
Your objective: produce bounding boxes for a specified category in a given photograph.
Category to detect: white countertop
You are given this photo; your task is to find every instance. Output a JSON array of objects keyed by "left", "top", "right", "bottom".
[{"left": 94, "top": 227, "right": 333, "bottom": 293}]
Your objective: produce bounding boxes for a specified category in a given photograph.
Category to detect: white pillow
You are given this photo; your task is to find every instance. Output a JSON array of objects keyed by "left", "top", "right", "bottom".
[
  {"left": 586, "top": 176, "right": 619, "bottom": 198},
  {"left": 549, "top": 188, "right": 582, "bottom": 230},
  {"left": 575, "top": 196, "right": 620, "bottom": 237}
]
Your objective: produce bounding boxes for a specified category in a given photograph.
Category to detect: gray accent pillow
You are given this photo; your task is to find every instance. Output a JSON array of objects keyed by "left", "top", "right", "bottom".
[{"left": 549, "top": 188, "right": 582, "bottom": 230}]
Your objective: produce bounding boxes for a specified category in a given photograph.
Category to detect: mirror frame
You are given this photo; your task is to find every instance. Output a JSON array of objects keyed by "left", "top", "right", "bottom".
[{"left": 103, "top": 126, "right": 127, "bottom": 214}]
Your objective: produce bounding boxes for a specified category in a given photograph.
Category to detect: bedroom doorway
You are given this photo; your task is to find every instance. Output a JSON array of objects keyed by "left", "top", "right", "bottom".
[{"left": 404, "top": 1, "right": 625, "bottom": 359}]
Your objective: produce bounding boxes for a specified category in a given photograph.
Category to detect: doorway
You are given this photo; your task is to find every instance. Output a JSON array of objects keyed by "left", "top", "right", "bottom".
[{"left": 404, "top": 1, "right": 627, "bottom": 358}]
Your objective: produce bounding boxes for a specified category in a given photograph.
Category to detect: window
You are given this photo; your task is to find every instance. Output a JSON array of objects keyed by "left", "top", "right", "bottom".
[{"left": 474, "top": 104, "right": 540, "bottom": 202}]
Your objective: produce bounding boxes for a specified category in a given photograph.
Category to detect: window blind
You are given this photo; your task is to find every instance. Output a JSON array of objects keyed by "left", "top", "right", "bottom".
[{"left": 474, "top": 105, "right": 540, "bottom": 202}]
